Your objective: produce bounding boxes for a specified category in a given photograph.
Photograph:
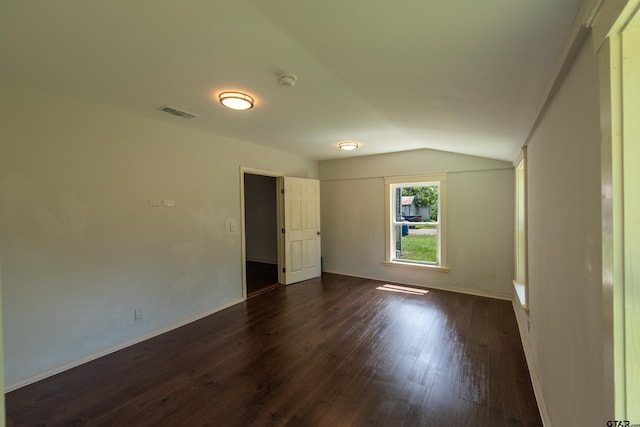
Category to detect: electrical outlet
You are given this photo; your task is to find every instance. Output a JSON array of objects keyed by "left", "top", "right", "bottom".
[{"left": 134, "top": 308, "right": 143, "bottom": 321}]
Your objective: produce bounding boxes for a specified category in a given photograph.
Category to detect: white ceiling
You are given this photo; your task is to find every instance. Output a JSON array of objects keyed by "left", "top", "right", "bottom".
[{"left": 0, "top": 0, "right": 583, "bottom": 161}]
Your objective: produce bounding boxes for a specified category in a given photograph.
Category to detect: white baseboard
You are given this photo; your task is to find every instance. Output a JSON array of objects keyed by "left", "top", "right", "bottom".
[
  {"left": 323, "top": 269, "right": 512, "bottom": 301},
  {"left": 5, "top": 298, "right": 245, "bottom": 393},
  {"left": 511, "top": 297, "right": 552, "bottom": 427}
]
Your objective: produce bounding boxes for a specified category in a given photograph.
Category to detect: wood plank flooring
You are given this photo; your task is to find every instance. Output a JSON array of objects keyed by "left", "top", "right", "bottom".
[
  {"left": 5, "top": 274, "right": 541, "bottom": 426},
  {"left": 246, "top": 261, "right": 279, "bottom": 296}
]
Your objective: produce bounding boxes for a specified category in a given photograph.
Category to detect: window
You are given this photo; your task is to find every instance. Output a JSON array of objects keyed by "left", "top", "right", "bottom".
[
  {"left": 514, "top": 147, "right": 528, "bottom": 308},
  {"left": 384, "top": 174, "right": 447, "bottom": 270}
]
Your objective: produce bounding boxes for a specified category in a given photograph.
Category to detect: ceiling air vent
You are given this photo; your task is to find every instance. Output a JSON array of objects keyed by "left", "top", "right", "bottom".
[{"left": 158, "top": 105, "right": 199, "bottom": 119}]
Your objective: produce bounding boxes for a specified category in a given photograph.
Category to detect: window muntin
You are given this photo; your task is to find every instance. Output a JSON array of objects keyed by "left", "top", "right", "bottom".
[{"left": 385, "top": 174, "right": 447, "bottom": 269}]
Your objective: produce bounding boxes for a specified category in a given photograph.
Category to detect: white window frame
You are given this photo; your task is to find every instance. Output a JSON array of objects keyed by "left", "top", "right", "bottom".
[
  {"left": 513, "top": 147, "right": 528, "bottom": 309},
  {"left": 384, "top": 174, "right": 448, "bottom": 271}
]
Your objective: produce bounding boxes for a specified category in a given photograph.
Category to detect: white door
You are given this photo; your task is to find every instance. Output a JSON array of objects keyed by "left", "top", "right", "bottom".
[{"left": 283, "top": 177, "right": 321, "bottom": 285}]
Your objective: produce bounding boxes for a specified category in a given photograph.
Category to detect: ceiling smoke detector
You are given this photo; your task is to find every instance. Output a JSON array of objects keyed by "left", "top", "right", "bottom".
[{"left": 279, "top": 74, "right": 297, "bottom": 87}]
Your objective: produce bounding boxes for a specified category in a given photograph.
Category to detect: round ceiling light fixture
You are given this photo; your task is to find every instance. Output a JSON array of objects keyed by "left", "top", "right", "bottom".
[
  {"left": 338, "top": 141, "right": 359, "bottom": 151},
  {"left": 219, "top": 92, "right": 254, "bottom": 111}
]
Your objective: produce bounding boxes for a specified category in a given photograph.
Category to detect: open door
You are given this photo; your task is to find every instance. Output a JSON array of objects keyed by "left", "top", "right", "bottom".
[{"left": 282, "top": 177, "right": 321, "bottom": 285}]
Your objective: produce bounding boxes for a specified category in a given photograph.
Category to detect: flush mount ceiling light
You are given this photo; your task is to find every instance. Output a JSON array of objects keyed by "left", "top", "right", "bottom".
[
  {"left": 219, "top": 92, "right": 254, "bottom": 110},
  {"left": 338, "top": 141, "right": 359, "bottom": 151}
]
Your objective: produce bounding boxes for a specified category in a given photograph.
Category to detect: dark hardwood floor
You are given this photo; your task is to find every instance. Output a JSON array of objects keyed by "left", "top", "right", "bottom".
[
  {"left": 246, "top": 261, "right": 279, "bottom": 296},
  {"left": 5, "top": 274, "right": 541, "bottom": 426}
]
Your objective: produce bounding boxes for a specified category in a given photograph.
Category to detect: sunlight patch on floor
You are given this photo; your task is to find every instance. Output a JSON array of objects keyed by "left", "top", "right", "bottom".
[{"left": 377, "top": 284, "right": 430, "bottom": 295}]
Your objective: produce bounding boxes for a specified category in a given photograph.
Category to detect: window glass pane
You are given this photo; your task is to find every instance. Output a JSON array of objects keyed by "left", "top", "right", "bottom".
[
  {"left": 515, "top": 161, "right": 526, "bottom": 283},
  {"left": 395, "top": 187, "right": 403, "bottom": 221},
  {"left": 395, "top": 224, "right": 403, "bottom": 259},
  {"left": 400, "top": 185, "right": 438, "bottom": 222},
  {"left": 392, "top": 183, "right": 439, "bottom": 264}
]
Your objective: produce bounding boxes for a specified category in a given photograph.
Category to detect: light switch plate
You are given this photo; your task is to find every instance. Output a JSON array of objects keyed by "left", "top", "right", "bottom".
[{"left": 226, "top": 217, "right": 239, "bottom": 234}]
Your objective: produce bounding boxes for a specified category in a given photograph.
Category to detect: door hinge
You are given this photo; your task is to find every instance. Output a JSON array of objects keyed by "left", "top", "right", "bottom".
[
  {"left": 282, "top": 267, "right": 286, "bottom": 273},
  {"left": 280, "top": 188, "right": 285, "bottom": 194},
  {"left": 281, "top": 228, "right": 285, "bottom": 234}
]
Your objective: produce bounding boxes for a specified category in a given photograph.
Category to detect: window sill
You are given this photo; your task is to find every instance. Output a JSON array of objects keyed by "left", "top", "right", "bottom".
[
  {"left": 513, "top": 280, "right": 528, "bottom": 311},
  {"left": 383, "top": 261, "right": 450, "bottom": 273}
]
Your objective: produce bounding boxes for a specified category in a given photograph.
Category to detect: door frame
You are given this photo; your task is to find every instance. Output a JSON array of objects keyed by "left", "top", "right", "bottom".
[{"left": 240, "top": 167, "right": 284, "bottom": 299}]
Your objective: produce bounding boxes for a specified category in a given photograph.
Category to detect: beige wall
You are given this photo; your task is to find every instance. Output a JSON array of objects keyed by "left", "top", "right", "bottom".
[
  {"left": 515, "top": 35, "right": 604, "bottom": 425},
  {"left": 319, "top": 150, "right": 514, "bottom": 298},
  {"left": 0, "top": 83, "right": 317, "bottom": 389}
]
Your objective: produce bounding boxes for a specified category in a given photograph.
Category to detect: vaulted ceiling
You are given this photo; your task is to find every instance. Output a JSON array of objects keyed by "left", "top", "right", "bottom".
[{"left": 0, "top": 0, "right": 583, "bottom": 161}]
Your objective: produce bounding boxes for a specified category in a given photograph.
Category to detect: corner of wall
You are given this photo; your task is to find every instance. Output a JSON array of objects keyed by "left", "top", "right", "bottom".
[{"left": 511, "top": 295, "right": 551, "bottom": 426}]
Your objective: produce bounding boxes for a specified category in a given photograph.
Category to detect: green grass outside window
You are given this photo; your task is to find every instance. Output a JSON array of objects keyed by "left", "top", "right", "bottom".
[{"left": 398, "top": 235, "right": 437, "bottom": 263}]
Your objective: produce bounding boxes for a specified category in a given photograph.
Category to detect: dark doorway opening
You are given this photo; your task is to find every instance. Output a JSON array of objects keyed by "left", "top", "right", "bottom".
[
  {"left": 246, "top": 261, "right": 279, "bottom": 296},
  {"left": 244, "top": 173, "right": 279, "bottom": 296}
]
